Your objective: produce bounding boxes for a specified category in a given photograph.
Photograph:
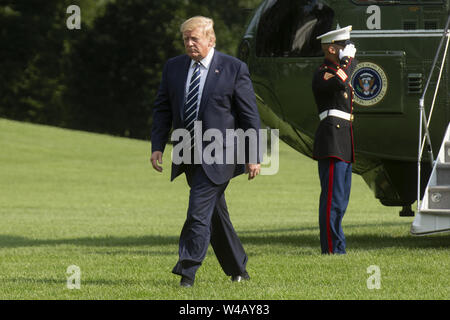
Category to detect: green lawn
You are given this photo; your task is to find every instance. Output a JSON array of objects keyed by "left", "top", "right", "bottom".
[{"left": 0, "top": 118, "right": 448, "bottom": 299}]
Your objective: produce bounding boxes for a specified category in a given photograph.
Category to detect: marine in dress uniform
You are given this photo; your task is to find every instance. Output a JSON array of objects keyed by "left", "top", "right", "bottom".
[{"left": 312, "top": 26, "right": 358, "bottom": 254}]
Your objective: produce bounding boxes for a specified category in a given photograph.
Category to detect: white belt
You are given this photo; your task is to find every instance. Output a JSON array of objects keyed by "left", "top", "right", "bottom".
[{"left": 319, "top": 109, "right": 353, "bottom": 121}]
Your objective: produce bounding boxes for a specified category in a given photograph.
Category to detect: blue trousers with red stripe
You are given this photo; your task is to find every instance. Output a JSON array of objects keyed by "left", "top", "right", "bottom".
[{"left": 318, "top": 158, "right": 352, "bottom": 254}]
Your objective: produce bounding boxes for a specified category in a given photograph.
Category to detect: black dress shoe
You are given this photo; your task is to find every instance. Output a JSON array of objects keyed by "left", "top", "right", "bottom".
[
  {"left": 180, "top": 276, "right": 194, "bottom": 287},
  {"left": 231, "top": 272, "right": 250, "bottom": 282}
]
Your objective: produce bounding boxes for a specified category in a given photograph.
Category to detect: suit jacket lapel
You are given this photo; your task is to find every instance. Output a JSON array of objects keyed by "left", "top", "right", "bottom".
[
  {"left": 198, "top": 51, "right": 221, "bottom": 119},
  {"left": 179, "top": 55, "right": 191, "bottom": 121}
]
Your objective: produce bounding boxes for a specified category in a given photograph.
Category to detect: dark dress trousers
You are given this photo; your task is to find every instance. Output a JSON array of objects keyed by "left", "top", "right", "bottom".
[
  {"left": 312, "top": 57, "right": 357, "bottom": 254},
  {"left": 151, "top": 50, "right": 260, "bottom": 280}
]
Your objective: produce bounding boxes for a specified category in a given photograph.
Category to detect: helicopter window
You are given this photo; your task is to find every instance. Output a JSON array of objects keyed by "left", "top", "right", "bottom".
[
  {"left": 403, "top": 21, "right": 417, "bottom": 30},
  {"left": 256, "top": 0, "right": 334, "bottom": 57},
  {"left": 424, "top": 21, "right": 438, "bottom": 30}
]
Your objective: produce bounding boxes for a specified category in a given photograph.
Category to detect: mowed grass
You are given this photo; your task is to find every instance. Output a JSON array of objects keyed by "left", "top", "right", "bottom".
[{"left": 0, "top": 118, "right": 448, "bottom": 300}]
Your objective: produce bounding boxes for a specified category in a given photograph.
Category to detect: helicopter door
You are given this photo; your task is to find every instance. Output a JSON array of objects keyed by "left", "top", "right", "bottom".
[{"left": 255, "top": 0, "right": 336, "bottom": 135}]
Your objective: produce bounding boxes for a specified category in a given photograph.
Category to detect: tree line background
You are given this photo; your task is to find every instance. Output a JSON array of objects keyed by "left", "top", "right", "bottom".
[{"left": 0, "top": 0, "right": 261, "bottom": 140}]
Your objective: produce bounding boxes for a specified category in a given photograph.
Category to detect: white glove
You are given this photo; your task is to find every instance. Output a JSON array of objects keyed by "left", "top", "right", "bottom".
[{"left": 339, "top": 44, "right": 356, "bottom": 59}]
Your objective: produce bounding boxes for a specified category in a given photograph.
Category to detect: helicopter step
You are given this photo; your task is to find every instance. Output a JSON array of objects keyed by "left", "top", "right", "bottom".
[
  {"left": 412, "top": 123, "right": 450, "bottom": 235},
  {"left": 428, "top": 186, "right": 450, "bottom": 209},
  {"left": 444, "top": 142, "right": 450, "bottom": 162},
  {"left": 417, "top": 208, "right": 450, "bottom": 215},
  {"left": 436, "top": 164, "right": 450, "bottom": 185}
]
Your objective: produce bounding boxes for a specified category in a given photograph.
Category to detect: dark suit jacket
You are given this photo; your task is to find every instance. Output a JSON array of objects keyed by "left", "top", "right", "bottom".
[
  {"left": 151, "top": 50, "right": 261, "bottom": 185},
  {"left": 312, "top": 57, "right": 357, "bottom": 163}
]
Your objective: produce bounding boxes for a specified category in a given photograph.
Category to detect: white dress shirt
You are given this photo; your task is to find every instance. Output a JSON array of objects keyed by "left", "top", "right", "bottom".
[{"left": 185, "top": 48, "right": 215, "bottom": 114}]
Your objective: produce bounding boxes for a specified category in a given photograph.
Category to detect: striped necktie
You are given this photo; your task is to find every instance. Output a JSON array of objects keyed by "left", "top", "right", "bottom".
[{"left": 184, "top": 62, "right": 201, "bottom": 148}]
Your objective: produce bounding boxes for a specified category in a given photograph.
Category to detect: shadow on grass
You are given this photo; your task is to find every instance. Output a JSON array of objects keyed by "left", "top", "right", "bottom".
[
  {"left": 239, "top": 221, "right": 409, "bottom": 234},
  {"left": 0, "top": 235, "right": 178, "bottom": 249},
  {"left": 0, "top": 222, "right": 448, "bottom": 252},
  {"left": 0, "top": 276, "right": 165, "bottom": 287},
  {"left": 239, "top": 222, "right": 450, "bottom": 250},
  {"left": 1, "top": 277, "right": 65, "bottom": 285},
  {"left": 240, "top": 233, "right": 450, "bottom": 251}
]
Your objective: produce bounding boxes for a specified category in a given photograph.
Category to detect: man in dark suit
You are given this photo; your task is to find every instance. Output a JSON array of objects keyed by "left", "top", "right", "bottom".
[
  {"left": 150, "top": 16, "right": 261, "bottom": 287},
  {"left": 312, "top": 26, "right": 357, "bottom": 255}
]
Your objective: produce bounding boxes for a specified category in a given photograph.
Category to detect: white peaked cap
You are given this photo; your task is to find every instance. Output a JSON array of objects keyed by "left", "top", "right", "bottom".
[{"left": 316, "top": 25, "right": 352, "bottom": 44}]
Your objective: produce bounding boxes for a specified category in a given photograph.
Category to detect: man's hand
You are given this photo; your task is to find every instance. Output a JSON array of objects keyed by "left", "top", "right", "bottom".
[
  {"left": 246, "top": 163, "right": 261, "bottom": 180},
  {"left": 339, "top": 43, "right": 356, "bottom": 59},
  {"left": 150, "top": 151, "right": 163, "bottom": 172}
]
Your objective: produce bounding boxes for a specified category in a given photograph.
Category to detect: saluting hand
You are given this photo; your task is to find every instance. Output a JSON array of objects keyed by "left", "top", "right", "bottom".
[
  {"left": 339, "top": 44, "right": 356, "bottom": 59},
  {"left": 151, "top": 151, "right": 163, "bottom": 172}
]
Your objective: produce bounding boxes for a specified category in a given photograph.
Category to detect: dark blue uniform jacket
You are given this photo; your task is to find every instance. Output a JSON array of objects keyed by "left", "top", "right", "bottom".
[{"left": 312, "top": 56, "right": 358, "bottom": 163}]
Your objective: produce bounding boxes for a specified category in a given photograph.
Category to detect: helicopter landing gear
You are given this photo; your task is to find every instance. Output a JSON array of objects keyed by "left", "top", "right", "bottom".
[{"left": 399, "top": 205, "right": 415, "bottom": 217}]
